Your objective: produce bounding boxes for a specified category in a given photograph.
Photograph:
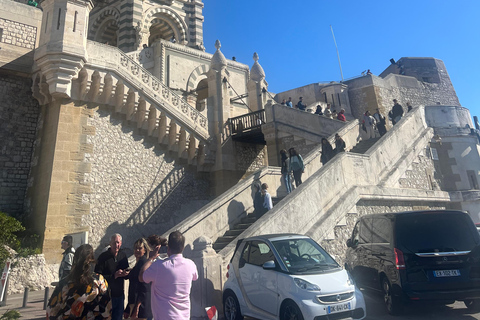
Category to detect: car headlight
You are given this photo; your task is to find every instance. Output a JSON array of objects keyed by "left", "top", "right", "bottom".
[
  {"left": 346, "top": 271, "right": 355, "bottom": 286},
  {"left": 293, "top": 278, "right": 321, "bottom": 291}
]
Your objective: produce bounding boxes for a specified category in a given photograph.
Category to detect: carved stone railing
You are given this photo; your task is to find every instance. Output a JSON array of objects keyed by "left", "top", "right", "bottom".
[
  {"left": 86, "top": 41, "right": 210, "bottom": 142},
  {"left": 126, "top": 47, "right": 155, "bottom": 67}
]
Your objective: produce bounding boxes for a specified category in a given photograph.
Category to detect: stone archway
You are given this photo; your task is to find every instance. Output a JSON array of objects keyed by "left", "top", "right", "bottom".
[
  {"left": 195, "top": 78, "right": 208, "bottom": 112},
  {"left": 88, "top": 8, "right": 120, "bottom": 46},
  {"left": 186, "top": 64, "right": 209, "bottom": 111},
  {"left": 144, "top": 7, "right": 188, "bottom": 45}
]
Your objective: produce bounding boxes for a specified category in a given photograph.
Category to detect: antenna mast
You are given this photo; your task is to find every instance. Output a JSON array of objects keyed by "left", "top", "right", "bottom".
[{"left": 330, "top": 25, "right": 344, "bottom": 82}]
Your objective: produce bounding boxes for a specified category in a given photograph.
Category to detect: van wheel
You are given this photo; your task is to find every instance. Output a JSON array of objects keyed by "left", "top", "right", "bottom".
[
  {"left": 464, "top": 299, "right": 480, "bottom": 312},
  {"left": 223, "top": 292, "right": 243, "bottom": 320},
  {"left": 281, "top": 301, "right": 304, "bottom": 320},
  {"left": 382, "top": 277, "right": 403, "bottom": 315}
]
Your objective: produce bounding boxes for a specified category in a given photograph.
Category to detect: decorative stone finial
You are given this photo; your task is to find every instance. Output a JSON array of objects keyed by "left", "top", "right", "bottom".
[
  {"left": 250, "top": 52, "right": 265, "bottom": 82},
  {"left": 211, "top": 40, "right": 227, "bottom": 71}
]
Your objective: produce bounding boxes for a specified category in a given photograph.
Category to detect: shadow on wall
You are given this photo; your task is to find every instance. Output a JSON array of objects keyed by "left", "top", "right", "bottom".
[
  {"left": 227, "top": 200, "right": 245, "bottom": 228},
  {"left": 90, "top": 110, "right": 212, "bottom": 258}
]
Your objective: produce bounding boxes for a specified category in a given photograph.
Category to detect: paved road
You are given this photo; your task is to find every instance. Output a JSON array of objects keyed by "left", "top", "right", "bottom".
[
  {"left": 2, "top": 288, "right": 479, "bottom": 320},
  {"left": 243, "top": 288, "right": 480, "bottom": 320},
  {"left": 0, "top": 289, "right": 47, "bottom": 320},
  {"left": 362, "top": 288, "right": 480, "bottom": 320}
]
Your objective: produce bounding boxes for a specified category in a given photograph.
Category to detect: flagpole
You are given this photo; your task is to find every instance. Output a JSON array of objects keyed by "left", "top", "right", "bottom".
[{"left": 330, "top": 25, "right": 344, "bottom": 82}]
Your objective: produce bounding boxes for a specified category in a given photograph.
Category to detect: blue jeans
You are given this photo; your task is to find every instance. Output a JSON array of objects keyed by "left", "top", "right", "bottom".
[
  {"left": 282, "top": 173, "right": 292, "bottom": 193},
  {"left": 111, "top": 295, "right": 124, "bottom": 320}
]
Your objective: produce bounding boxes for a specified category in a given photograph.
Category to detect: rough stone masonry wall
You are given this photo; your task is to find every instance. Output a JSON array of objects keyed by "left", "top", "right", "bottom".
[
  {"left": 375, "top": 78, "right": 459, "bottom": 113},
  {"left": 84, "top": 106, "right": 210, "bottom": 253},
  {"left": 7, "top": 254, "right": 57, "bottom": 295},
  {"left": 398, "top": 147, "right": 443, "bottom": 190},
  {"left": 321, "top": 201, "right": 447, "bottom": 267},
  {"left": 0, "top": 73, "right": 39, "bottom": 216},
  {"left": 0, "top": 17, "right": 37, "bottom": 49}
]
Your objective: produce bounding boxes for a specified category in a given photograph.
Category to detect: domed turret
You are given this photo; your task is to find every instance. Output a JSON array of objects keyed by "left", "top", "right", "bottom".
[
  {"left": 210, "top": 40, "right": 227, "bottom": 71},
  {"left": 250, "top": 52, "right": 265, "bottom": 82}
]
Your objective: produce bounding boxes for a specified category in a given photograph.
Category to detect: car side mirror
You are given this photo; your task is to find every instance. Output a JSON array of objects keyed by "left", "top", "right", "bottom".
[
  {"left": 262, "top": 260, "right": 276, "bottom": 270},
  {"left": 346, "top": 239, "right": 353, "bottom": 247}
]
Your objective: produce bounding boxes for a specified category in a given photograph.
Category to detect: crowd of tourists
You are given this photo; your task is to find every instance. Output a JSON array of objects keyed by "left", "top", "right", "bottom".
[
  {"left": 49, "top": 231, "right": 197, "bottom": 320},
  {"left": 280, "top": 97, "right": 347, "bottom": 122}
]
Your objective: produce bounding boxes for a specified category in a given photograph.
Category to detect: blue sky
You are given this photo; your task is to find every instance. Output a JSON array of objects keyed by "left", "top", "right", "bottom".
[{"left": 203, "top": 0, "right": 480, "bottom": 120}]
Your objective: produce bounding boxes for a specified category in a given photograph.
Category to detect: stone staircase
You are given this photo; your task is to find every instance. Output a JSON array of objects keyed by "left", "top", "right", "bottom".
[
  {"left": 34, "top": 41, "right": 215, "bottom": 171},
  {"left": 213, "top": 212, "right": 256, "bottom": 252},
  {"left": 212, "top": 197, "right": 284, "bottom": 252},
  {"left": 349, "top": 137, "right": 380, "bottom": 154}
]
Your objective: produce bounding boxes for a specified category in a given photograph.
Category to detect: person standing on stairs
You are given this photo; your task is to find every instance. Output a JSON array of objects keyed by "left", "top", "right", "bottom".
[
  {"left": 334, "top": 134, "right": 346, "bottom": 154},
  {"left": 321, "top": 138, "right": 334, "bottom": 165},
  {"left": 363, "top": 110, "right": 376, "bottom": 139},
  {"left": 391, "top": 99, "right": 404, "bottom": 124},
  {"left": 253, "top": 182, "right": 265, "bottom": 218},
  {"left": 261, "top": 183, "right": 273, "bottom": 212},
  {"left": 373, "top": 108, "right": 387, "bottom": 136},
  {"left": 289, "top": 148, "right": 304, "bottom": 187},
  {"left": 280, "top": 149, "right": 292, "bottom": 194},
  {"left": 297, "top": 97, "right": 307, "bottom": 111}
]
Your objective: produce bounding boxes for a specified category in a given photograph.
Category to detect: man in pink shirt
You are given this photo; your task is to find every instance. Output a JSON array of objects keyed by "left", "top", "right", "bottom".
[{"left": 139, "top": 231, "right": 198, "bottom": 320}]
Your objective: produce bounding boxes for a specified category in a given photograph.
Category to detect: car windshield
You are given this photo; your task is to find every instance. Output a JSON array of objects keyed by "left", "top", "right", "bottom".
[
  {"left": 272, "top": 238, "right": 339, "bottom": 274},
  {"left": 396, "top": 213, "right": 479, "bottom": 253}
]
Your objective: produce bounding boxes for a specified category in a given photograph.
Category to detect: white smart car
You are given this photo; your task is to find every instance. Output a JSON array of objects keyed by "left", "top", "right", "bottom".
[{"left": 223, "top": 234, "right": 366, "bottom": 320}]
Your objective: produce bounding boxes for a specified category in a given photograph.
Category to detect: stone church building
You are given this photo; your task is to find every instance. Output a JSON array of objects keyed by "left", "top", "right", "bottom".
[{"left": 1, "top": 0, "right": 479, "bottom": 316}]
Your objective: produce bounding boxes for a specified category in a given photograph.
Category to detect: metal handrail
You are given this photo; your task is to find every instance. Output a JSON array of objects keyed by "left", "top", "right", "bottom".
[{"left": 228, "top": 110, "right": 266, "bottom": 135}]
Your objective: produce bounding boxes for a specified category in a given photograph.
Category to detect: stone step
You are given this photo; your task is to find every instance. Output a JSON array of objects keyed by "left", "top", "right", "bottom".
[
  {"left": 349, "top": 137, "right": 380, "bottom": 154},
  {"left": 225, "top": 229, "right": 245, "bottom": 237}
]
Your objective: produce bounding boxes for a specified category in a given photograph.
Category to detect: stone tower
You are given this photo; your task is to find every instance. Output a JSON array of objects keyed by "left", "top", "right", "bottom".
[{"left": 87, "top": 0, "right": 205, "bottom": 52}]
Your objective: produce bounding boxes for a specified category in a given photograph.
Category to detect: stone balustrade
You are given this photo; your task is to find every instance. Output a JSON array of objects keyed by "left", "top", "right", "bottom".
[
  {"left": 85, "top": 41, "right": 209, "bottom": 141},
  {"left": 32, "top": 41, "right": 213, "bottom": 169}
]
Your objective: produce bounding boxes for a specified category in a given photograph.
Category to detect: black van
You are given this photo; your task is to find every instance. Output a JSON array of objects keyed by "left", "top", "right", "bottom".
[{"left": 345, "top": 210, "right": 480, "bottom": 315}]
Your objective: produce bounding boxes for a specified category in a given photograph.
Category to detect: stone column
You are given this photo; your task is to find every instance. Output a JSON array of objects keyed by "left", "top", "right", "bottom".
[
  {"left": 34, "top": 0, "right": 93, "bottom": 99},
  {"left": 247, "top": 52, "right": 268, "bottom": 112},
  {"left": 25, "top": 101, "right": 92, "bottom": 263},
  {"left": 190, "top": 237, "right": 224, "bottom": 320},
  {"left": 185, "top": 0, "right": 205, "bottom": 50}
]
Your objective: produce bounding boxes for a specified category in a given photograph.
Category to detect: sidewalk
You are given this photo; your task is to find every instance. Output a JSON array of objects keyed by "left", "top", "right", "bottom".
[{"left": 0, "top": 289, "right": 49, "bottom": 320}]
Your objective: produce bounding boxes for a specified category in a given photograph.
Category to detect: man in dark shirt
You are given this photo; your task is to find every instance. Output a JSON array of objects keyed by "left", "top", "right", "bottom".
[
  {"left": 59, "top": 235, "right": 75, "bottom": 280},
  {"left": 95, "top": 233, "right": 129, "bottom": 320},
  {"left": 297, "top": 97, "right": 306, "bottom": 111},
  {"left": 391, "top": 99, "right": 404, "bottom": 124}
]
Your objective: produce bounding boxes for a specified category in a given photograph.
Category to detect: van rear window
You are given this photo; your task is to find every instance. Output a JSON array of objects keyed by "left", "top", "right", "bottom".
[{"left": 395, "top": 213, "right": 479, "bottom": 253}]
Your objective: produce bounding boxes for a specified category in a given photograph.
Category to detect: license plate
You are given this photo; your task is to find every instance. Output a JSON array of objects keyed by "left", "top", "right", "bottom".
[
  {"left": 434, "top": 270, "right": 460, "bottom": 277},
  {"left": 327, "top": 302, "right": 351, "bottom": 314}
]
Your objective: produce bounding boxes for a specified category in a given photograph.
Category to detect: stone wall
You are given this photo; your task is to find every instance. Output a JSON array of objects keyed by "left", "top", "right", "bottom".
[
  {"left": 0, "top": 73, "right": 39, "bottom": 216},
  {"left": 234, "top": 142, "right": 266, "bottom": 173},
  {"left": 398, "top": 147, "right": 441, "bottom": 190},
  {"left": 7, "top": 254, "right": 57, "bottom": 295},
  {"left": 321, "top": 201, "right": 448, "bottom": 267},
  {"left": 84, "top": 106, "right": 211, "bottom": 253},
  {"left": 346, "top": 58, "right": 460, "bottom": 121},
  {"left": 0, "top": 17, "right": 37, "bottom": 49}
]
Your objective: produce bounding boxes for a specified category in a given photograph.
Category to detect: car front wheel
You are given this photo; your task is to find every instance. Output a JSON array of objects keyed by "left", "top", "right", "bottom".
[
  {"left": 223, "top": 291, "right": 243, "bottom": 320},
  {"left": 464, "top": 299, "right": 480, "bottom": 312},
  {"left": 281, "top": 301, "right": 304, "bottom": 320},
  {"left": 382, "top": 277, "right": 403, "bottom": 315}
]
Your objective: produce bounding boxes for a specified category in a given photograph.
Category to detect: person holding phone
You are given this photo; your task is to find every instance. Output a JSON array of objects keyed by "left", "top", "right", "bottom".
[
  {"left": 95, "top": 233, "right": 129, "bottom": 320},
  {"left": 124, "top": 238, "right": 152, "bottom": 320}
]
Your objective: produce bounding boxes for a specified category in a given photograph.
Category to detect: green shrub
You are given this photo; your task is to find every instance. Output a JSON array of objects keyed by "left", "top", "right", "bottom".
[
  {"left": 0, "top": 212, "right": 25, "bottom": 268},
  {"left": 0, "top": 310, "right": 21, "bottom": 320}
]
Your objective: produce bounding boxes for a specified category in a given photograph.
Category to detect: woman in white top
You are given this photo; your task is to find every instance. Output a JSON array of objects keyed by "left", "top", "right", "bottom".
[{"left": 261, "top": 183, "right": 273, "bottom": 211}]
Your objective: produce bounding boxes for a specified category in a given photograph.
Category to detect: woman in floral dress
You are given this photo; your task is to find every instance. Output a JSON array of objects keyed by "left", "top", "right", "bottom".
[{"left": 47, "top": 244, "right": 112, "bottom": 320}]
